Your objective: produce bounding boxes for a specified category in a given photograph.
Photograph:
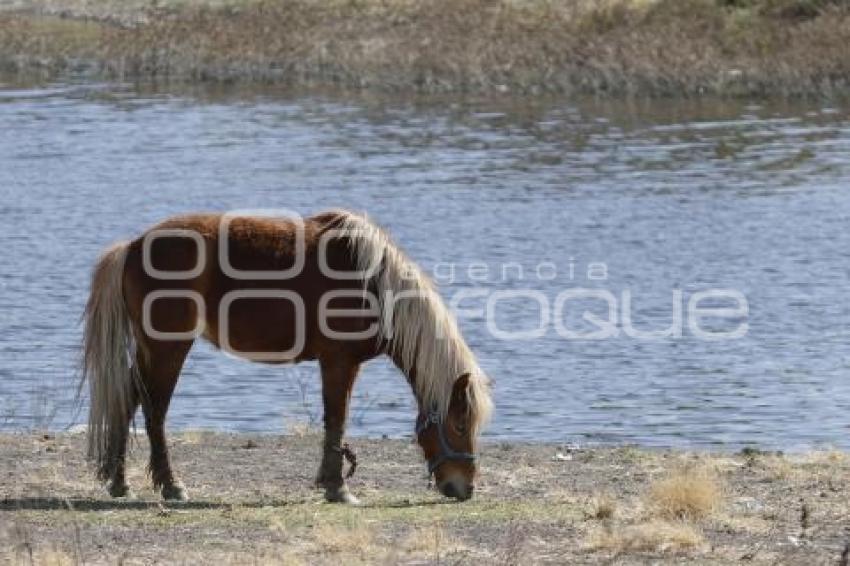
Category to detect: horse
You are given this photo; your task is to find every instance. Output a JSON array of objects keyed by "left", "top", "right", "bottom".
[{"left": 80, "top": 210, "right": 492, "bottom": 504}]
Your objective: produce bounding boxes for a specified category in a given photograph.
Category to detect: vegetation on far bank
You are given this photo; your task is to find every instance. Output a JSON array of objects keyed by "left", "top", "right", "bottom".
[
  {"left": 1, "top": 432, "right": 849, "bottom": 564},
  {"left": 1, "top": 0, "right": 850, "bottom": 96}
]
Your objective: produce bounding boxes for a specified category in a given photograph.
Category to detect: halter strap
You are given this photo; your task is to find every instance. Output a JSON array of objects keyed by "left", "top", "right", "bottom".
[{"left": 415, "top": 406, "right": 476, "bottom": 475}]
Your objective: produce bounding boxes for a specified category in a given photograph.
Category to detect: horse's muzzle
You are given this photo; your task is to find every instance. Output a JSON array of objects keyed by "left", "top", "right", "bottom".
[{"left": 439, "top": 481, "right": 474, "bottom": 501}]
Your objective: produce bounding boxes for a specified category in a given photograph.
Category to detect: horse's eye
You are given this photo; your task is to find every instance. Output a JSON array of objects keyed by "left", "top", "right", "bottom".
[{"left": 453, "top": 418, "right": 468, "bottom": 435}]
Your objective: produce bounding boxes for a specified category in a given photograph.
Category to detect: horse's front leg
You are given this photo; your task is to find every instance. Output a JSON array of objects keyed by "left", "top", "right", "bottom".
[{"left": 316, "top": 357, "right": 361, "bottom": 504}]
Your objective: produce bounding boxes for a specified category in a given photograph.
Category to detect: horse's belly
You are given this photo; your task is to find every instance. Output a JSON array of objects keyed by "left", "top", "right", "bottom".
[{"left": 202, "top": 297, "right": 312, "bottom": 363}]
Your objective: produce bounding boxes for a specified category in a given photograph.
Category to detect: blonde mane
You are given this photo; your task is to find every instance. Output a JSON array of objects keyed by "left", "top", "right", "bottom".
[{"left": 331, "top": 211, "right": 493, "bottom": 434}]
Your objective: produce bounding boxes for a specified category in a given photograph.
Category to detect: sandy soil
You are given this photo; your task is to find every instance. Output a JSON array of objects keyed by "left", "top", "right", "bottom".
[{"left": 1, "top": 431, "right": 848, "bottom": 564}]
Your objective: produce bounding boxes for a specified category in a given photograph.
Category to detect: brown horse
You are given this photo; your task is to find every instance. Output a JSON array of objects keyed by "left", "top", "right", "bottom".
[{"left": 81, "top": 210, "right": 492, "bottom": 503}]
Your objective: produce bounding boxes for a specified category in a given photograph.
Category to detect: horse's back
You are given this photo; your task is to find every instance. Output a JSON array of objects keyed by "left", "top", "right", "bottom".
[{"left": 121, "top": 210, "right": 370, "bottom": 363}]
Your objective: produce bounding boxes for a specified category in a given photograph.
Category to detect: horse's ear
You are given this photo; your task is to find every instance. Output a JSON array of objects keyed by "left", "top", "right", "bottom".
[{"left": 452, "top": 373, "right": 471, "bottom": 404}]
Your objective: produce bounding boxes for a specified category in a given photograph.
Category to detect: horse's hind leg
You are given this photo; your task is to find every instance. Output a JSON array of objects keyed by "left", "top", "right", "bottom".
[
  {"left": 106, "top": 394, "right": 139, "bottom": 498},
  {"left": 316, "top": 357, "right": 361, "bottom": 504},
  {"left": 136, "top": 339, "right": 193, "bottom": 501}
]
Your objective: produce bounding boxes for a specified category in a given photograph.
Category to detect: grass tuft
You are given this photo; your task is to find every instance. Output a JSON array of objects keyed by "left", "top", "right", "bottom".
[
  {"left": 588, "top": 519, "right": 705, "bottom": 553},
  {"left": 648, "top": 466, "right": 723, "bottom": 520},
  {"left": 588, "top": 492, "right": 617, "bottom": 520},
  {"left": 311, "top": 523, "right": 375, "bottom": 556}
]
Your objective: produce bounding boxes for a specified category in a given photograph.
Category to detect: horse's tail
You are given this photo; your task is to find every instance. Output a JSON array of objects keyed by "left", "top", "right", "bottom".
[{"left": 81, "top": 240, "right": 139, "bottom": 480}]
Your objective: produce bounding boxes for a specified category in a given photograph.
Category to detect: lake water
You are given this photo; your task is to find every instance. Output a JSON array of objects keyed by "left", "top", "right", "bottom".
[{"left": 1, "top": 79, "right": 849, "bottom": 450}]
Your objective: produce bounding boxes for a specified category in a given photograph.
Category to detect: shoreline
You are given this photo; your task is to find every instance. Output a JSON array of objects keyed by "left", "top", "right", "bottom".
[
  {"left": 1, "top": 431, "right": 848, "bottom": 563},
  {"left": 9, "top": 424, "right": 845, "bottom": 456},
  {"left": 1, "top": 0, "right": 850, "bottom": 97}
]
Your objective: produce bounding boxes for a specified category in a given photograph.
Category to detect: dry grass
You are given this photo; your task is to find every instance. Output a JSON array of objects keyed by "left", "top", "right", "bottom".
[
  {"left": 803, "top": 450, "right": 846, "bottom": 465},
  {"left": 175, "top": 429, "right": 207, "bottom": 445},
  {"left": 588, "top": 519, "right": 706, "bottom": 553},
  {"left": 309, "top": 522, "right": 375, "bottom": 559},
  {"left": 1, "top": 0, "right": 850, "bottom": 95},
  {"left": 585, "top": 464, "right": 720, "bottom": 556},
  {"left": 13, "top": 548, "right": 76, "bottom": 566},
  {"left": 588, "top": 492, "right": 617, "bottom": 520},
  {"left": 1, "top": 433, "right": 849, "bottom": 564},
  {"left": 648, "top": 465, "right": 724, "bottom": 520},
  {"left": 284, "top": 421, "right": 321, "bottom": 438},
  {"left": 265, "top": 520, "right": 466, "bottom": 563},
  {"left": 396, "top": 523, "right": 469, "bottom": 562}
]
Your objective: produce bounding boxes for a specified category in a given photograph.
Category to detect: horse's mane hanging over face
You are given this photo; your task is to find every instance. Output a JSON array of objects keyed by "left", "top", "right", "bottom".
[
  {"left": 463, "top": 371, "right": 493, "bottom": 438},
  {"left": 324, "top": 210, "right": 492, "bottom": 435}
]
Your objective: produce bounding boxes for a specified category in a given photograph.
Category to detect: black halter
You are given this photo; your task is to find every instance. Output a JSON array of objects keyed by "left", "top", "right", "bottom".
[{"left": 415, "top": 405, "right": 476, "bottom": 475}]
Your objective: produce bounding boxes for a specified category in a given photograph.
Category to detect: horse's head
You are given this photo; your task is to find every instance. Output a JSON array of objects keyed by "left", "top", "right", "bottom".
[{"left": 415, "top": 373, "right": 482, "bottom": 501}]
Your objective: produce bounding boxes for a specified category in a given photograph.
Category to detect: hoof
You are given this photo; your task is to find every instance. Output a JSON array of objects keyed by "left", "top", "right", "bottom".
[
  {"left": 324, "top": 485, "right": 360, "bottom": 505},
  {"left": 108, "top": 482, "right": 134, "bottom": 499},
  {"left": 161, "top": 483, "right": 189, "bottom": 502}
]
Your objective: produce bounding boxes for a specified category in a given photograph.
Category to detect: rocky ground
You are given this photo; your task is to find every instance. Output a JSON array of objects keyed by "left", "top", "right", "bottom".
[{"left": 1, "top": 431, "right": 848, "bottom": 564}]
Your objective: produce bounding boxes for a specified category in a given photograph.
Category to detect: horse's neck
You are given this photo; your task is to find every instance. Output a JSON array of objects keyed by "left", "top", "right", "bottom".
[{"left": 387, "top": 339, "right": 421, "bottom": 397}]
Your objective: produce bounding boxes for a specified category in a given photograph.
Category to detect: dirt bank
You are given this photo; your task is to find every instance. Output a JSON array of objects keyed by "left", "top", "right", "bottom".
[
  {"left": 1, "top": 431, "right": 848, "bottom": 564},
  {"left": 1, "top": 0, "right": 850, "bottom": 96}
]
